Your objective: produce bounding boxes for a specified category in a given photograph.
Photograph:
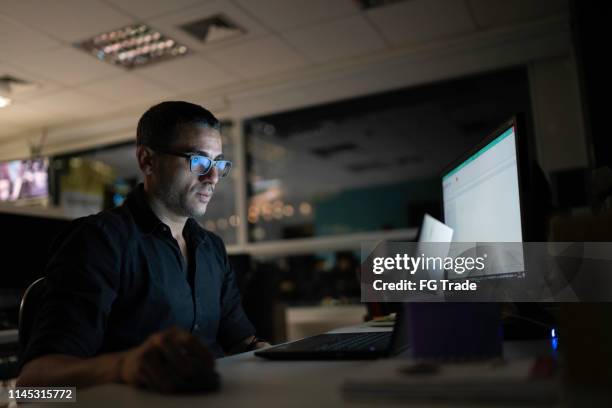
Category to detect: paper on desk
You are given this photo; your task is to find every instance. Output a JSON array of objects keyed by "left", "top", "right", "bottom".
[
  {"left": 364, "top": 313, "right": 396, "bottom": 327},
  {"left": 341, "top": 358, "right": 559, "bottom": 405}
]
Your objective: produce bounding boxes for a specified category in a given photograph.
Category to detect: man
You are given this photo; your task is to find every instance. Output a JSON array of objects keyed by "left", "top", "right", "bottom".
[{"left": 18, "top": 101, "right": 268, "bottom": 393}]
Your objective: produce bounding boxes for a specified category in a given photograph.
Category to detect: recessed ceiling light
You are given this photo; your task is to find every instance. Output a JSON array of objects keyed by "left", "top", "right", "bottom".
[
  {"left": 75, "top": 24, "right": 189, "bottom": 69},
  {"left": 0, "top": 96, "right": 12, "bottom": 108}
]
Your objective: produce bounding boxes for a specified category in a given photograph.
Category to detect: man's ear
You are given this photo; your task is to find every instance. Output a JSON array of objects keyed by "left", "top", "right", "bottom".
[{"left": 136, "top": 145, "right": 154, "bottom": 176}]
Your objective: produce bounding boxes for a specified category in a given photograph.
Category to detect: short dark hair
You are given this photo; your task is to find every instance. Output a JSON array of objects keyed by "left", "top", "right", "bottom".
[{"left": 136, "top": 101, "right": 220, "bottom": 147}]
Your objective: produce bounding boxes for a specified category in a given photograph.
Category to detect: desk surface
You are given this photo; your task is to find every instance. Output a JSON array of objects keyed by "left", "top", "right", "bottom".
[{"left": 37, "top": 325, "right": 551, "bottom": 408}]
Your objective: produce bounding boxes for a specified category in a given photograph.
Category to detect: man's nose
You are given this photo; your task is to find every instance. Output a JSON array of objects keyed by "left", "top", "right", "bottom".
[{"left": 199, "top": 165, "right": 219, "bottom": 185}]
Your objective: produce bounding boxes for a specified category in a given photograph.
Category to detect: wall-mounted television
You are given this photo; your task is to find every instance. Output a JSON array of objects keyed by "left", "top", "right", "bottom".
[{"left": 0, "top": 157, "right": 49, "bottom": 202}]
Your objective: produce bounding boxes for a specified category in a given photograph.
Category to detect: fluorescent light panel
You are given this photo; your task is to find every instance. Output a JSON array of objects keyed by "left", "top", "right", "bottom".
[{"left": 75, "top": 24, "right": 189, "bottom": 69}]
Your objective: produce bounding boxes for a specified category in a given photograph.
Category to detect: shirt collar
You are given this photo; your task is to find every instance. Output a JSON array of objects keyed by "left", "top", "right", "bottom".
[
  {"left": 184, "top": 217, "right": 208, "bottom": 247},
  {"left": 126, "top": 184, "right": 163, "bottom": 234}
]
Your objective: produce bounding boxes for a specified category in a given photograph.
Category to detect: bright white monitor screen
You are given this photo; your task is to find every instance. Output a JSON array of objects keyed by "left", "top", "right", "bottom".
[{"left": 442, "top": 125, "right": 524, "bottom": 277}]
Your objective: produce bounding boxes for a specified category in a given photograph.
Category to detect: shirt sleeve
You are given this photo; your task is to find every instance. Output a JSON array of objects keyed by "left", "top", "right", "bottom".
[
  {"left": 214, "top": 238, "right": 256, "bottom": 351},
  {"left": 20, "top": 218, "right": 121, "bottom": 367}
]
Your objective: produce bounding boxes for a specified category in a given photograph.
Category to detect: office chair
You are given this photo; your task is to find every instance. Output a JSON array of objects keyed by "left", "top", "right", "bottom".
[{"left": 18, "top": 277, "right": 46, "bottom": 353}]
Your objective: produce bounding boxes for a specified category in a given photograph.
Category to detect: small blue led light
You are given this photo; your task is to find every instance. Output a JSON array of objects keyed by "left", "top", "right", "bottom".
[{"left": 550, "top": 327, "right": 559, "bottom": 351}]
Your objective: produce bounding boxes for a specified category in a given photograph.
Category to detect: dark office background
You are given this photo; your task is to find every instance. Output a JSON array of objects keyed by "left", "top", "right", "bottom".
[{"left": 1, "top": 1, "right": 610, "bottom": 344}]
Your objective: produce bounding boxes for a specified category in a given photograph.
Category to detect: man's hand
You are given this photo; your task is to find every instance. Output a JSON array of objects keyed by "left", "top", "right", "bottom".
[
  {"left": 229, "top": 335, "right": 271, "bottom": 354},
  {"left": 118, "top": 327, "right": 219, "bottom": 393},
  {"left": 253, "top": 341, "right": 272, "bottom": 350},
  {"left": 18, "top": 328, "right": 218, "bottom": 393}
]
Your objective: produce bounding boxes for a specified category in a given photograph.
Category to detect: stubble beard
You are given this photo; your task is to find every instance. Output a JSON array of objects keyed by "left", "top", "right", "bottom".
[{"left": 157, "top": 183, "right": 211, "bottom": 218}]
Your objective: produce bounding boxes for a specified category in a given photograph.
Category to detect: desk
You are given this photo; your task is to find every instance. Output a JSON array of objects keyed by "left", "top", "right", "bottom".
[{"left": 38, "top": 325, "right": 551, "bottom": 408}]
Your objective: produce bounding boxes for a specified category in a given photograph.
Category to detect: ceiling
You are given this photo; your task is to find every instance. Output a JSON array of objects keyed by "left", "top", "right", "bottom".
[{"left": 0, "top": 0, "right": 569, "bottom": 149}]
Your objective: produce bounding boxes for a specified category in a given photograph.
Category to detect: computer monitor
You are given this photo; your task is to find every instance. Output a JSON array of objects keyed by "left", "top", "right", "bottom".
[
  {"left": 441, "top": 116, "right": 531, "bottom": 280},
  {"left": 0, "top": 157, "right": 49, "bottom": 203}
]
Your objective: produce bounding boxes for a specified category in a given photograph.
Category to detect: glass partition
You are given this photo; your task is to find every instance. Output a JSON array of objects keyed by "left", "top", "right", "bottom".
[{"left": 244, "top": 67, "right": 532, "bottom": 242}]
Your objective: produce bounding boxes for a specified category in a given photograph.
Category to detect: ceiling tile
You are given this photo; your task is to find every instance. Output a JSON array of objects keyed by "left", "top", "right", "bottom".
[
  {"left": 0, "top": 103, "right": 41, "bottom": 130},
  {"left": 233, "top": 0, "right": 358, "bottom": 31},
  {"left": 207, "top": 36, "right": 308, "bottom": 80},
  {"left": 367, "top": 0, "right": 476, "bottom": 47},
  {"left": 282, "top": 15, "right": 387, "bottom": 63},
  {"left": 148, "top": 0, "right": 270, "bottom": 53},
  {"left": 468, "top": 0, "right": 569, "bottom": 28},
  {"left": 0, "top": 61, "right": 62, "bottom": 102},
  {"left": 8, "top": 46, "right": 122, "bottom": 87},
  {"left": 0, "top": 0, "right": 133, "bottom": 42},
  {"left": 0, "top": 123, "right": 25, "bottom": 139},
  {"left": 135, "top": 55, "right": 239, "bottom": 93},
  {"left": 104, "top": 0, "right": 202, "bottom": 20},
  {"left": 0, "top": 15, "right": 61, "bottom": 59},
  {"left": 78, "top": 73, "right": 175, "bottom": 105},
  {"left": 21, "top": 89, "right": 116, "bottom": 122}
]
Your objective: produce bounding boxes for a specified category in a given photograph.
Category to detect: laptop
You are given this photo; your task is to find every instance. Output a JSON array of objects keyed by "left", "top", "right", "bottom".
[
  {"left": 255, "top": 303, "right": 410, "bottom": 360},
  {"left": 255, "top": 214, "right": 453, "bottom": 360}
]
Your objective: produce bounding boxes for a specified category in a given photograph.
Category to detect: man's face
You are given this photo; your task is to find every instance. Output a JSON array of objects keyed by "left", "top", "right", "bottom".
[{"left": 151, "top": 124, "right": 223, "bottom": 218}]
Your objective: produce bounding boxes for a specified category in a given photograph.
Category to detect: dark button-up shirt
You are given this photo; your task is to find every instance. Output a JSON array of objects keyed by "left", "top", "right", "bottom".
[{"left": 22, "top": 184, "right": 255, "bottom": 365}]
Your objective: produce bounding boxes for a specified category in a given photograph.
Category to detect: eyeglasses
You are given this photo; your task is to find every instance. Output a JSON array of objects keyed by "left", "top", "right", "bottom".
[{"left": 150, "top": 147, "right": 232, "bottom": 178}]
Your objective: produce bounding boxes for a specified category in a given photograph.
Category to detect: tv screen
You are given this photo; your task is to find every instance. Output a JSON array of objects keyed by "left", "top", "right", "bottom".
[{"left": 0, "top": 157, "right": 49, "bottom": 202}]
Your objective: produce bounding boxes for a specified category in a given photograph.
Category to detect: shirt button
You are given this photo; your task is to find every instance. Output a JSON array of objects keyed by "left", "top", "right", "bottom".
[{"left": 194, "top": 324, "right": 200, "bottom": 331}]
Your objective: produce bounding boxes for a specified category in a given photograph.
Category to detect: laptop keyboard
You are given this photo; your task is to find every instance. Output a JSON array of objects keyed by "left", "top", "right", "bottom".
[{"left": 285, "top": 332, "right": 392, "bottom": 352}]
